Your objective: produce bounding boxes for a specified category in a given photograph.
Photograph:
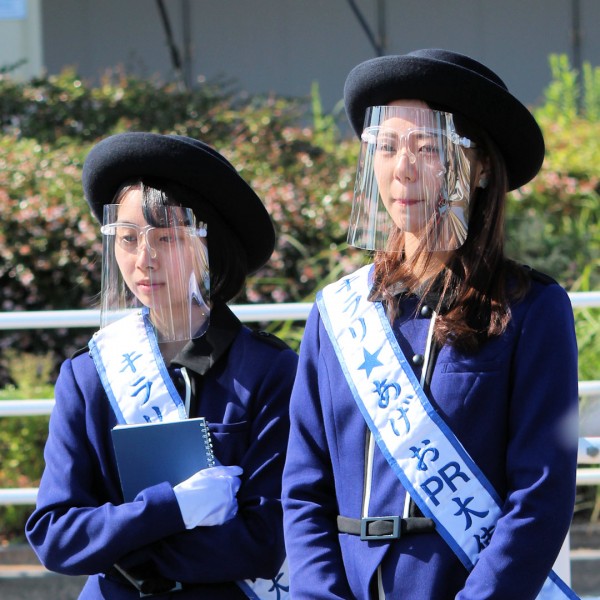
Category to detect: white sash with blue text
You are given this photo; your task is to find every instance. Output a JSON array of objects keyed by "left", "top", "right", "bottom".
[
  {"left": 89, "top": 309, "right": 187, "bottom": 425},
  {"left": 89, "top": 309, "right": 290, "bottom": 600},
  {"left": 318, "top": 264, "right": 578, "bottom": 600}
]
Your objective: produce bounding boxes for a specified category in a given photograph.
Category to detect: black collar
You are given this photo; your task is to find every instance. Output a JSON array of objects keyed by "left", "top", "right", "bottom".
[
  {"left": 367, "top": 280, "right": 409, "bottom": 301},
  {"left": 171, "top": 303, "right": 242, "bottom": 376},
  {"left": 368, "top": 277, "right": 452, "bottom": 314}
]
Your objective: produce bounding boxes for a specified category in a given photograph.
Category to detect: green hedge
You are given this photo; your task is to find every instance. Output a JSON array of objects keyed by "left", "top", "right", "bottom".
[
  {"left": 0, "top": 352, "right": 53, "bottom": 542},
  {"left": 0, "top": 71, "right": 364, "bottom": 371}
]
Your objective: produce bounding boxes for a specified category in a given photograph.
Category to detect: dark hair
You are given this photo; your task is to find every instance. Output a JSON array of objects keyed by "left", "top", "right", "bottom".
[
  {"left": 114, "top": 178, "right": 248, "bottom": 304},
  {"left": 371, "top": 115, "right": 530, "bottom": 352}
]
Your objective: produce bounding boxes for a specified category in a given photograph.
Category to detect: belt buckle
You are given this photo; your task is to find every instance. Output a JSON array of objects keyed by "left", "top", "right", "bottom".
[{"left": 360, "top": 516, "right": 401, "bottom": 540}]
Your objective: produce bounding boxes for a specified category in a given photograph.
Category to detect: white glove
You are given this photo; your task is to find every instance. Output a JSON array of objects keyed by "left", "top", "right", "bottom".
[{"left": 173, "top": 465, "right": 243, "bottom": 529}]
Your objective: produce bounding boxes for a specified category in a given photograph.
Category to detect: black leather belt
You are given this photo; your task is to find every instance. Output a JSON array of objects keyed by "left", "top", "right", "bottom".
[{"left": 337, "top": 515, "right": 435, "bottom": 541}]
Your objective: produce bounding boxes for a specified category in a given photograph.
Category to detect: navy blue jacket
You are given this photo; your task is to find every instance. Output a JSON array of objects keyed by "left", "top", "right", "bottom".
[
  {"left": 282, "top": 269, "right": 579, "bottom": 599},
  {"left": 26, "top": 304, "right": 298, "bottom": 599}
]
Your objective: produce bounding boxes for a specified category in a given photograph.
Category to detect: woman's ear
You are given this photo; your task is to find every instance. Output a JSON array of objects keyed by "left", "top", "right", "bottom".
[
  {"left": 477, "top": 174, "right": 489, "bottom": 189},
  {"left": 474, "top": 155, "right": 491, "bottom": 189}
]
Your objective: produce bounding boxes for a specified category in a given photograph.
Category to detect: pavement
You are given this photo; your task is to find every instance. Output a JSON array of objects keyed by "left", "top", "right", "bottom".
[
  {"left": 0, "top": 545, "right": 85, "bottom": 599},
  {"left": 1, "top": 524, "right": 600, "bottom": 599}
]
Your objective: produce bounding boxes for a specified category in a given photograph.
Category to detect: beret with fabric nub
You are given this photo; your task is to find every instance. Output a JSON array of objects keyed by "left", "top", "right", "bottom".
[
  {"left": 82, "top": 132, "right": 275, "bottom": 274},
  {"left": 344, "top": 48, "right": 545, "bottom": 190}
]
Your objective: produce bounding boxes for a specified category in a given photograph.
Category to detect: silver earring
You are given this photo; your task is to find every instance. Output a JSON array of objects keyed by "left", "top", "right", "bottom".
[{"left": 477, "top": 175, "right": 489, "bottom": 189}]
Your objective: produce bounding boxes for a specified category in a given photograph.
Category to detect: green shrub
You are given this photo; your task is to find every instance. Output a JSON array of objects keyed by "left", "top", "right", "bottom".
[
  {"left": 507, "top": 55, "right": 600, "bottom": 291},
  {"left": 0, "top": 352, "right": 54, "bottom": 543},
  {"left": 0, "top": 136, "right": 99, "bottom": 379},
  {"left": 0, "top": 70, "right": 364, "bottom": 376},
  {"left": 0, "top": 68, "right": 233, "bottom": 143},
  {"left": 506, "top": 54, "right": 600, "bottom": 386}
]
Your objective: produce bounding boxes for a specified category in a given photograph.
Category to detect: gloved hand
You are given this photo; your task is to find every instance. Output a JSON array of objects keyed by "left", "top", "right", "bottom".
[{"left": 173, "top": 465, "right": 243, "bottom": 529}]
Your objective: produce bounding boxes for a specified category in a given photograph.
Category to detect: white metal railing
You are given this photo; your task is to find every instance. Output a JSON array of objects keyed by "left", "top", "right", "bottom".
[
  {"left": 0, "top": 291, "right": 600, "bottom": 330},
  {"left": 0, "top": 290, "right": 597, "bottom": 331},
  {"left": 0, "top": 297, "right": 599, "bottom": 508},
  {"left": 0, "top": 303, "right": 313, "bottom": 330},
  {"left": 567, "top": 291, "right": 600, "bottom": 308}
]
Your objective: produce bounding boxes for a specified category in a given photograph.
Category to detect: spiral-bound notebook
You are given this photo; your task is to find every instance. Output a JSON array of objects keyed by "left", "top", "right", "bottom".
[{"left": 111, "top": 417, "right": 215, "bottom": 502}]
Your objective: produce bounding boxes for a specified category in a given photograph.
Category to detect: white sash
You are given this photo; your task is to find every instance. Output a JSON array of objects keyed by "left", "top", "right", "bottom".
[
  {"left": 89, "top": 309, "right": 187, "bottom": 425},
  {"left": 89, "top": 309, "right": 289, "bottom": 600},
  {"left": 318, "top": 265, "right": 578, "bottom": 600}
]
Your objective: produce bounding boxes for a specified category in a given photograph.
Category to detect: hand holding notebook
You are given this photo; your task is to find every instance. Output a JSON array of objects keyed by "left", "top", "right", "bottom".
[
  {"left": 111, "top": 417, "right": 216, "bottom": 502},
  {"left": 112, "top": 417, "right": 243, "bottom": 527}
]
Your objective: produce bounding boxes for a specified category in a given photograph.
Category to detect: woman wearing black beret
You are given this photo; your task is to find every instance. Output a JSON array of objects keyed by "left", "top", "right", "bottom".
[
  {"left": 282, "top": 49, "right": 580, "bottom": 599},
  {"left": 26, "top": 133, "right": 297, "bottom": 599}
]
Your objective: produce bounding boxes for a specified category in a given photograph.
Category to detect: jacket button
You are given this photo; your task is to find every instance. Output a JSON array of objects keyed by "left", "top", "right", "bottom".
[
  {"left": 412, "top": 354, "right": 424, "bottom": 366},
  {"left": 420, "top": 305, "right": 433, "bottom": 318}
]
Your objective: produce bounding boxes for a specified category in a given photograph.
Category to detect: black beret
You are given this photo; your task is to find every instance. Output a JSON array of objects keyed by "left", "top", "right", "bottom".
[
  {"left": 344, "top": 48, "right": 545, "bottom": 190},
  {"left": 82, "top": 132, "right": 275, "bottom": 274}
]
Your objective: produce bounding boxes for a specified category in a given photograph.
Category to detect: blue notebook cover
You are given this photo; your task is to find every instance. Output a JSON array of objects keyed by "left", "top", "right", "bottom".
[{"left": 111, "top": 417, "right": 215, "bottom": 502}]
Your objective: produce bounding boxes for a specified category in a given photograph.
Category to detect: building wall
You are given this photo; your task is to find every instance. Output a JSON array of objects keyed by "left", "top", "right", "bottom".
[
  {"left": 36, "top": 0, "right": 600, "bottom": 113},
  {"left": 0, "top": 0, "right": 42, "bottom": 80}
]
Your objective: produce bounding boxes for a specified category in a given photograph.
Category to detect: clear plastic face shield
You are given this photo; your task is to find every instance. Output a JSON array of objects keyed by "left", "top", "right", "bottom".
[
  {"left": 347, "top": 106, "right": 476, "bottom": 252},
  {"left": 100, "top": 192, "right": 210, "bottom": 343}
]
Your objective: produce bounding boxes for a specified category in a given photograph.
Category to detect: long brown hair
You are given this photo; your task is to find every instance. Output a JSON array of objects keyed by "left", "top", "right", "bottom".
[{"left": 371, "top": 126, "right": 530, "bottom": 353}]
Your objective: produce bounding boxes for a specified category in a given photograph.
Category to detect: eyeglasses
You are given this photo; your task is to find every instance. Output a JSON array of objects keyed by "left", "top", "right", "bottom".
[
  {"left": 101, "top": 222, "right": 205, "bottom": 257},
  {"left": 361, "top": 126, "right": 476, "bottom": 164}
]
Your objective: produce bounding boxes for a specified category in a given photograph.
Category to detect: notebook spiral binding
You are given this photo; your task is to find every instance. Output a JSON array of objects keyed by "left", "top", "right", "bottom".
[{"left": 202, "top": 422, "right": 216, "bottom": 468}]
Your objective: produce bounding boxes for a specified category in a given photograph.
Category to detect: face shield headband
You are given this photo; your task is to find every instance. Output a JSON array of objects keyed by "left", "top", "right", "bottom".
[
  {"left": 100, "top": 200, "right": 210, "bottom": 343},
  {"left": 347, "top": 106, "right": 476, "bottom": 252}
]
